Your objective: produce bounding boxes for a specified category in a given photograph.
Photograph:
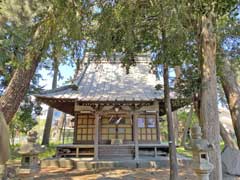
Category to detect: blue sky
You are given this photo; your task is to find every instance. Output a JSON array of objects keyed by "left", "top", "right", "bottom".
[
  {"left": 39, "top": 63, "right": 75, "bottom": 90},
  {"left": 38, "top": 63, "right": 76, "bottom": 120}
]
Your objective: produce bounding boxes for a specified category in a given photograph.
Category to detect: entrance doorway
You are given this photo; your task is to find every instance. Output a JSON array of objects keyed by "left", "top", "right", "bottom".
[{"left": 100, "top": 113, "right": 132, "bottom": 144}]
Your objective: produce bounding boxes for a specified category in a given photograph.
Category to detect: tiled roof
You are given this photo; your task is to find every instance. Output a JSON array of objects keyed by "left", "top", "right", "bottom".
[{"left": 35, "top": 54, "right": 163, "bottom": 102}]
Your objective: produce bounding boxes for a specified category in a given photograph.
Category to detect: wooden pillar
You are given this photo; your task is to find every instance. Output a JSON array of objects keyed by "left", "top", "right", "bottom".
[
  {"left": 133, "top": 112, "right": 139, "bottom": 160},
  {"left": 76, "top": 147, "right": 79, "bottom": 158},
  {"left": 156, "top": 112, "right": 161, "bottom": 143},
  {"left": 94, "top": 112, "right": 100, "bottom": 160}
]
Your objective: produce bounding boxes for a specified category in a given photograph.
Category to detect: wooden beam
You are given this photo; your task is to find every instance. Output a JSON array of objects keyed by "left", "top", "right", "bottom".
[
  {"left": 77, "top": 100, "right": 154, "bottom": 106},
  {"left": 76, "top": 147, "right": 79, "bottom": 158},
  {"left": 94, "top": 112, "right": 100, "bottom": 160}
]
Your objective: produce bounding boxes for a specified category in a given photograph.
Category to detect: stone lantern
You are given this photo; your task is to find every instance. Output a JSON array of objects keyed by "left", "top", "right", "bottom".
[
  {"left": 17, "top": 131, "right": 44, "bottom": 175},
  {"left": 184, "top": 124, "right": 214, "bottom": 180}
]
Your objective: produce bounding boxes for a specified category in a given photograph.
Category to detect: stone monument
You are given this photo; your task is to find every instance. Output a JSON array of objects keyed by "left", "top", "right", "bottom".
[
  {"left": 17, "top": 131, "right": 44, "bottom": 175},
  {"left": 184, "top": 124, "right": 214, "bottom": 180},
  {"left": 0, "top": 111, "right": 10, "bottom": 179}
]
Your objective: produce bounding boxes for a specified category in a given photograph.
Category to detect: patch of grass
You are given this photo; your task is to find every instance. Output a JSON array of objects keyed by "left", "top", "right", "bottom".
[
  {"left": 39, "top": 144, "right": 57, "bottom": 159},
  {"left": 177, "top": 140, "right": 226, "bottom": 158},
  {"left": 10, "top": 144, "right": 21, "bottom": 160},
  {"left": 176, "top": 147, "right": 192, "bottom": 158},
  {"left": 9, "top": 143, "right": 57, "bottom": 160}
]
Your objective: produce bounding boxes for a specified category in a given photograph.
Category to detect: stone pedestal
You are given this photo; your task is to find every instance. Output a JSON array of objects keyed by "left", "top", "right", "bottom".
[
  {"left": 17, "top": 131, "right": 44, "bottom": 177},
  {"left": 196, "top": 174, "right": 211, "bottom": 180},
  {"left": 194, "top": 168, "right": 213, "bottom": 180}
]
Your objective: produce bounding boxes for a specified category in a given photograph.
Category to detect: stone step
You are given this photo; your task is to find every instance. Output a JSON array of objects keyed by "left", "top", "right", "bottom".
[{"left": 41, "top": 157, "right": 192, "bottom": 170}]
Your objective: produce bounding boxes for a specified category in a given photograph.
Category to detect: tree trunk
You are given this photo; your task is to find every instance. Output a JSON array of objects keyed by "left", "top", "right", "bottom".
[
  {"left": 161, "top": 28, "right": 178, "bottom": 179},
  {"left": 42, "top": 55, "right": 59, "bottom": 145},
  {"left": 172, "top": 111, "right": 179, "bottom": 144},
  {"left": 0, "top": 25, "right": 50, "bottom": 124},
  {"left": 62, "top": 113, "right": 67, "bottom": 144},
  {"left": 173, "top": 66, "right": 181, "bottom": 144},
  {"left": 220, "top": 58, "right": 240, "bottom": 149},
  {"left": 73, "top": 51, "right": 86, "bottom": 78},
  {"left": 199, "top": 14, "right": 222, "bottom": 180},
  {"left": 58, "top": 113, "right": 65, "bottom": 141},
  {"left": 220, "top": 121, "right": 238, "bottom": 149},
  {"left": 164, "top": 64, "right": 178, "bottom": 180},
  {"left": 174, "top": 66, "right": 181, "bottom": 83},
  {"left": 42, "top": 108, "right": 54, "bottom": 145}
]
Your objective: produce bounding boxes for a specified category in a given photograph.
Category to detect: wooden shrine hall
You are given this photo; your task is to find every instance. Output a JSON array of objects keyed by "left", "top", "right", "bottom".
[{"left": 35, "top": 53, "right": 188, "bottom": 160}]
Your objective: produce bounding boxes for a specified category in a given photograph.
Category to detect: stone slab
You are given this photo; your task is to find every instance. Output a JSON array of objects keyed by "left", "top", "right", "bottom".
[
  {"left": 222, "top": 146, "right": 240, "bottom": 176},
  {"left": 41, "top": 157, "right": 192, "bottom": 170},
  {"left": 223, "top": 173, "right": 238, "bottom": 180}
]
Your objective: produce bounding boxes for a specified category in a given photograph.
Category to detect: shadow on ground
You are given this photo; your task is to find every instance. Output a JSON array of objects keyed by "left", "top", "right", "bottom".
[{"left": 34, "top": 167, "right": 196, "bottom": 180}]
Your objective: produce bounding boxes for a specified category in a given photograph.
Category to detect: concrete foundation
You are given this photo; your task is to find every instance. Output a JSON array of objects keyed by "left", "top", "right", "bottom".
[{"left": 41, "top": 156, "right": 192, "bottom": 170}]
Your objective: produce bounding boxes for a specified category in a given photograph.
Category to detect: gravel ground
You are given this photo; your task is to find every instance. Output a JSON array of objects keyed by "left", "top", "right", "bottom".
[{"left": 30, "top": 167, "right": 197, "bottom": 180}]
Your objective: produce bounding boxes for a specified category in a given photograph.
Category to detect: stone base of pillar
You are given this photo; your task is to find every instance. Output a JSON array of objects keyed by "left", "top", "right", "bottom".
[
  {"left": 195, "top": 173, "right": 210, "bottom": 180},
  {"left": 194, "top": 169, "right": 213, "bottom": 180}
]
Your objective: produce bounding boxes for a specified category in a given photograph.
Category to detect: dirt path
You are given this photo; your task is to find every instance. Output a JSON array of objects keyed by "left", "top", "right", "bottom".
[{"left": 32, "top": 167, "right": 197, "bottom": 180}]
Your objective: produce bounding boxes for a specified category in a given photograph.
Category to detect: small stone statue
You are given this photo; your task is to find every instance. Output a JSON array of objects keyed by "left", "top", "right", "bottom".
[
  {"left": 17, "top": 130, "right": 45, "bottom": 176},
  {"left": 184, "top": 124, "right": 214, "bottom": 180}
]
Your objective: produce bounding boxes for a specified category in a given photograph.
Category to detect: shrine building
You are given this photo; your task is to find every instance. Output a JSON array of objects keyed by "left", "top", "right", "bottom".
[{"left": 35, "top": 53, "right": 187, "bottom": 160}]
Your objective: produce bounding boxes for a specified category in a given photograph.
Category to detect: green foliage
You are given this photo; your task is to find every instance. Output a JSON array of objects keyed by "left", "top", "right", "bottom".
[
  {"left": 39, "top": 143, "right": 57, "bottom": 159},
  {"left": 175, "top": 65, "right": 201, "bottom": 98},
  {"left": 160, "top": 108, "right": 198, "bottom": 143},
  {"left": 176, "top": 147, "right": 192, "bottom": 158},
  {"left": 216, "top": 7, "right": 240, "bottom": 76},
  {"left": 9, "top": 144, "right": 21, "bottom": 160},
  {"left": 9, "top": 99, "right": 37, "bottom": 144},
  {"left": 177, "top": 109, "right": 198, "bottom": 125},
  {"left": 0, "top": 0, "right": 92, "bottom": 66},
  {"left": 177, "top": 141, "right": 226, "bottom": 158},
  {"left": 0, "top": 0, "right": 92, "bottom": 96},
  {"left": 10, "top": 109, "right": 37, "bottom": 134},
  {"left": 180, "top": 0, "right": 238, "bottom": 16},
  {"left": 10, "top": 143, "right": 57, "bottom": 160},
  {"left": 93, "top": 0, "right": 190, "bottom": 67}
]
